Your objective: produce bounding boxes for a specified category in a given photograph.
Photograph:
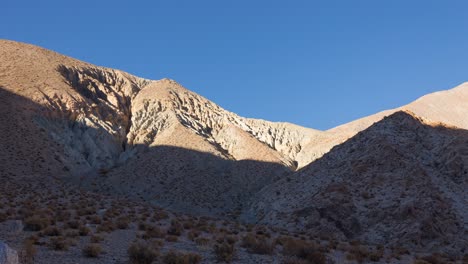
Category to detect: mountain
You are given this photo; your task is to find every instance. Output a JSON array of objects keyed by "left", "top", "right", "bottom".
[
  {"left": 0, "top": 39, "right": 467, "bottom": 261},
  {"left": 245, "top": 111, "right": 468, "bottom": 255},
  {"left": 0, "top": 39, "right": 328, "bottom": 214}
]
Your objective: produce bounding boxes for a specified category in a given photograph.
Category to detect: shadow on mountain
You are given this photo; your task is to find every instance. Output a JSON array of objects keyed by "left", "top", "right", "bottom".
[
  {"left": 82, "top": 144, "right": 291, "bottom": 217},
  {"left": 0, "top": 86, "right": 290, "bottom": 218},
  {"left": 246, "top": 110, "right": 468, "bottom": 255},
  {"left": 3, "top": 84, "right": 467, "bottom": 255},
  {"left": 0, "top": 86, "right": 69, "bottom": 182}
]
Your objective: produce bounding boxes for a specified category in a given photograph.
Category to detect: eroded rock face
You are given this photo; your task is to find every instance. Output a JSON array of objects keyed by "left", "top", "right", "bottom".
[
  {"left": 30, "top": 64, "right": 326, "bottom": 174},
  {"left": 0, "top": 241, "right": 18, "bottom": 264},
  {"left": 32, "top": 65, "right": 150, "bottom": 172}
]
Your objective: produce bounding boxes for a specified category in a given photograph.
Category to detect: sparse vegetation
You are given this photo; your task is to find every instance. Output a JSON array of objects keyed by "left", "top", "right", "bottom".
[
  {"left": 49, "top": 236, "right": 70, "bottom": 251},
  {"left": 83, "top": 243, "right": 102, "bottom": 258},
  {"left": 128, "top": 241, "right": 159, "bottom": 264},
  {"left": 162, "top": 250, "right": 202, "bottom": 264},
  {"left": 214, "top": 242, "right": 236, "bottom": 263},
  {"left": 241, "top": 233, "right": 274, "bottom": 255}
]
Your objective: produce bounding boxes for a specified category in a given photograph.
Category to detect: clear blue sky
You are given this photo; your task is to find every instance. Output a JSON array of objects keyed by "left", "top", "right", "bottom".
[{"left": 2, "top": 1, "right": 468, "bottom": 130}]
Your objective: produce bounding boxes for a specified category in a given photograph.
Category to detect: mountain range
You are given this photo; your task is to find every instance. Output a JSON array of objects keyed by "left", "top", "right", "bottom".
[{"left": 0, "top": 39, "right": 466, "bottom": 263}]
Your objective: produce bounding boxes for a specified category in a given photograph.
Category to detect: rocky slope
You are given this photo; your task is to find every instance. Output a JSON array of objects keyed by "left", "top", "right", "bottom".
[
  {"left": 1, "top": 39, "right": 467, "bottom": 259},
  {"left": 245, "top": 111, "right": 468, "bottom": 256},
  {"left": 0, "top": 39, "right": 326, "bottom": 214}
]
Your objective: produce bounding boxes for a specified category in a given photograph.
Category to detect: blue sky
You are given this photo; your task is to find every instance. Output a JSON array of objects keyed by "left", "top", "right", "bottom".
[{"left": 2, "top": 1, "right": 468, "bottom": 130}]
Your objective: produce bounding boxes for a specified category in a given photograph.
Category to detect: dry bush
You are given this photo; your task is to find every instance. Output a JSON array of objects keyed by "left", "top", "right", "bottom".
[
  {"left": 24, "top": 216, "right": 51, "bottom": 231},
  {"left": 91, "top": 234, "right": 104, "bottom": 243},
  {"left": 49, "top": 236, "right": 70, "bottom": 251},
  {"left": 79, "top": 225, "right": 91, "bottom": 236},
  {"left": 97, "top": 220, "right": 116, "bottom": 233},
  {"left": 187, "top": 230, "right": 200, "bottom": 241},
  {"left": 413, "top": 260, "right": 431, "bottom": 264},
  {"left": 116, "top": 216, "right": 130, "bottom": 229},
  {"left": 66, "top": 220, "right": 81, "bottom": 229},
  {"left": 282, "top": 257, "right": 310, "bottom": 264},
  {"left": 20, "top": 239, "right": 37, "bottom": 264},
  {"left": 346, "top": 245, "right": 372, "bottom": 263},
  {"left": 415, "top": 254, "right": 446, "bottom": 264},
  {"left": 83, "top": 243, "right": 102, "bottom": 258},
  {"left": 0, "top": 212, "right": 7, "bottom": 223},
  {"left": 152, "top": 210, "right": 169, "bottom": 221},
  {"left": 143, "top": 225, "right": 165, "bottom": 239},
  {"left": 168, "top": 220, "right": 183, "bottom": 236},
  {"left": 162, "top": 250, "right": 202, "bottom": 264},
  {"left": 90, "top": 215, "right": 102, "bottom": 224},
  {"left": 282, "top": 238, "right": 326, "bottom": 264},
  {"left": 241, "top": 233, "right": 274, "bottom": 255},
  {"left": 128, "top": 241, "right": 159, "bottom": 264},
  {"left": 195, "top": 237, "right": 210, "bottom": 246},
  {"left": 225, "top": 236, "right": 237, "bottom": 245},
  {"left": 368, "top": 248, "right": 384, "bottom": 261},
  {"left": 166, "top": 235, "right": 178, "bottom": 242},
  {"left": 65, "top": 229, "right": 80, "bottom": 238},
  {"left": 41, "top": 226, "right": 62, "bottom": 236},
  {"left": 214, "top": 242, "right": 236, "bottom": 263}
]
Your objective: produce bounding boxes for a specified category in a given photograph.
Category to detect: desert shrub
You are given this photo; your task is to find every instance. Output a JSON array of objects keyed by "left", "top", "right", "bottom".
[
  {"left": 168, "top": 220, "right": 183, "bottom": 236},
  {"left": 90, "top": 215, "right": 102, "bottom": 224},
  {"left": 116, "top": 216, "right": 130, "bottom": 229},
  {"left": 83, "top": 243, "right": 102, "bottom": 258},
  {"left": 282, "top": 258, "right": 310, "bottom": 264},
  {"left": 143, "top": 225, "right": 165, "bottom": 239},
  {"left": 24, "top": 216, "right": 50, "bottom": 231},
  {"left": 214, "top": 242, "right": 236, "bottom": 263},
  {"left": 91, "top": 234, "right": 104, "bottom": 243},
  {"left": 97, "top": 221, "right": 115, "bottom": 233},
  {"left": 128, "top": 241, "right": 159, "bottom": 264},
  {"left": 368, "top": 249, "right": 384, "bottom": 261},
  {"left": 187, "top": 230, "right": 200, "bottom": 241},
  {"left": 195, "top": 237, "right": 210, "bottom": 246},
  {"left": 0, "top": 212, "right": 7, "bottom": 223},
  {"left": 49, "top": 236, "right": 69, "bottom": 251},
  {"left": 153, "top": 210, "right": 169, "bottom": 221},
  {"left": 41, "top": 226, "right": 61, "bottom": 236},
  {"left": 79, "top": 225, "right": 91, "bottom": 236},
  {"left": 66, "top": 220, "right": 80, "bottom": 229},
  {"left": 416, "top": 254, "right": 445, "bottom": 264},
  {"left": 21, "top": 239, "right": 37, "bottom": 264},
  {"left": 65, "top": 229, "right": 80, "bottom": 238},
  {"left": 346, "top": 245, "right": 370, "bottom": 263},
  {"left": 282, "top": 238, "right": 326, "bottom": 264},
  {"left": 413, "top": 260, "right": 431, "bottom": 264},
  {"left": 162, "top": 250, "right": 202, "bottom": 264},
  {"left": 183, "top": 220, "right": 194, "bottom": 230},
  {"left": 138, "top": 222, "right": 148, "bottom": 231},
  {"left": 241, "top": 233, "right": 274, "bottom": 255},
  {"left": 166, "top": 235, "right": 178, "bottom": 242},
  {"left": 225, "top": 236, "right": 237, "bottom": 245}
]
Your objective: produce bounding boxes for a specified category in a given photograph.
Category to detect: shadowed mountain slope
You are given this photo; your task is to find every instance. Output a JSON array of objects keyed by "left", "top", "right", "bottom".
[
  {"left": 1, "top": 40, "right": 467, "bottom": 259},
  {"left": 245, "top": 111, "right": 468, "bottom": 256}
]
